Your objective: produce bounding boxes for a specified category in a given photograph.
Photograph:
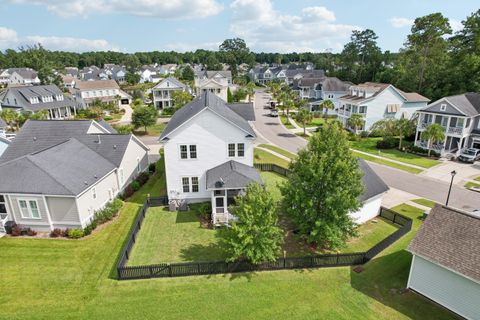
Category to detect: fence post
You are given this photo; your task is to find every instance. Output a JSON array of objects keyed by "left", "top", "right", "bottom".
[
  {"left": 393, "top": 213, "right": 397, "bottom": 224},
  {"left": 149, "top": 266, "right": 153, "bottom": 277}
]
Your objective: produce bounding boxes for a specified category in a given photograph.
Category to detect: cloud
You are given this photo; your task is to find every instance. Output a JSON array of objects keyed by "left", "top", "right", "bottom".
[
  {"left": 0, "top": 27, "right": 19, "bottom": 48},
  {"left": 0, "top": 26, "right": 119, "bottom": 52},
  {"left": 229, "top": 0, "right": 359, "bottom": 53},
  {"left": 449, "top": 19, "right": 463, "bottom": 33},
  {"left": 10, "top": 0, "right": 223, "bottom": 19},
  {"left": 26, "top": 36, "right": 120, "bottom": 52},
  {"left": 390, "top": 17, "right": 414, "bottom": 28}
]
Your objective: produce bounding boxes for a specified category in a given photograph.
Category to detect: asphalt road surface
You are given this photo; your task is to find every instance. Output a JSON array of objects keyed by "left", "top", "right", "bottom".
[{"left": 252, "top": 90, "right": 480, "bottom": 211}]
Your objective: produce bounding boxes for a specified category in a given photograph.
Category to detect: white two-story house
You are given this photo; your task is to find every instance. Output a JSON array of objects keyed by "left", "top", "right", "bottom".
[
  {"left": 74, "top": 80, "right": 131, "bottom": 108},
  {"left": 159, "top": 91, "right": 259, "bottom": 224},
  {"left": 414, "top": 93, "right": 480, "bottom": 156},
  {"left": 338, "top": 82, "right": 430, "bottom": 132},
  {"left": 152, "top": 77, "right": 189, "bottom": 110}
]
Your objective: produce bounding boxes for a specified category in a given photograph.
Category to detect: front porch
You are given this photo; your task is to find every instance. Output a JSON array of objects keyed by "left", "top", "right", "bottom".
[{"left": 210, "top": 189, "right": 242, "bottom": 225}]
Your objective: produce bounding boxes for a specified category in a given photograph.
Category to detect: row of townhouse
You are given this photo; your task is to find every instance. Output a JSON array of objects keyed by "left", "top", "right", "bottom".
[
  {"left": 0, "top": 120, "right": 149, "bottom": 233},
  {"left": 66, "top": 65, "right": 127, "bottom": 83},
  {"left": 137, "top": 64, "right": 179, "bottom": 83},
  {"left": 248, "top": 64, "right": 323, "bottom": 85}
]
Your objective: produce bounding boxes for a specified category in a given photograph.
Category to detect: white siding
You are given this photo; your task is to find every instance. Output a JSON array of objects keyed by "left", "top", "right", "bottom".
[
  {"left": 163, "top": 109, "right": 254, "bottom": 201},
  {"left": 75, "top": 171, "right": 119, "bottom": 227},
  {"left": 349, "top": 195, "right": 383, "bottom": 224},
  {"left": 117, "top": 137, "right": 149, "bottom": 190},
  {"left": 408, "top": 255, "right": 480, "bottom": 320},
  {"left": 45, "top": 196, "right": 81, "bottom": 227}
]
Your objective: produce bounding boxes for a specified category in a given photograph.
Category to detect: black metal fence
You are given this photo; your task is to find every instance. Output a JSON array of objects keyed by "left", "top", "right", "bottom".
[{"left": 116, "top": 164, "right": 413, "bottom": 280}]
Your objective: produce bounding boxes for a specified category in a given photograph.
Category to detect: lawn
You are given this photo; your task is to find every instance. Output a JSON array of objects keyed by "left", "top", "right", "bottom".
[
  {"left": 254, "top": 147, "right": 290, "bottom": 168},
  {"left": 279, "top": 114, "right": 295, "bottom": 129},
  {"left": 258, "top": 144, "right": 296, "bottom": 160},
  {"left": 411, "top": 198, "right": 437, "bottom": 208},
  {"left": 352, "top": 151, "right": 423, "bottom": 175},
  {"left": 350, "top": 138, "right": 439, "bottom": 169},
  {"left": 133, "top": 122, "right": 167, "bottom": 136},
  {"left": 464, "top": 181, "right": 480, "bottom": 189},
  {"left": 0, "top": 164, "right": 458, "bottom": 320}
]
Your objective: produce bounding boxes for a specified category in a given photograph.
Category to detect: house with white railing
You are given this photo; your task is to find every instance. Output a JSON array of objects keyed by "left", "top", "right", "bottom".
[
  {"left": 152, "top": 77, "right": 189, "bottom": 110},
  {"left": 414, "top": 93, "right": 480, "bottom": 157},
  {"left": 338, "top": 82, "right": 429, "bottom": 132}
]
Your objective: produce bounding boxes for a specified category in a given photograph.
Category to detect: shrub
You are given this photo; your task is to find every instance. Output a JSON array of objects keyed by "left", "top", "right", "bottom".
[
  {"left": 376, "top": 137, "right": 398, "bottom": 149},
  {"left": 130, "top": 180, "right": 140, "bottom": 191},
  {"left": 359, "top": 131, "right": 369, "bottom": 138},
  {"left": 103, "top": 116, "right": 113, "bottom": 121},
  {"left": 11, "top": 225, "right": 22, "bottom": 237},
  {"left": 148, "top": 163, "right": 156, "bottom": 173},
  {"left": 67, "top": 228, "right": 84, "bottom": 239},
  {"left": 85, "top": 199, "right": 124, "bottom": 234},
  {"left": 26, "top": 228, "right": 37, "bottom": 236},
  {"left": 83, "top": 223, "right": 96, "bottom": 236},
  {"left": 162, "top": 107, "right": 176, "bottom": 116},
  {"left": 190, "top": 202, "right": 212, "bottom": 220},
  {"left": 121, "top": 185, "right": 135, "bottom": 199},
  {"left": 50, "top": 228, "right": 65, "bottom": 238},
  {"left": 136, "top": 172, "right": 150, "bottom": 186}
]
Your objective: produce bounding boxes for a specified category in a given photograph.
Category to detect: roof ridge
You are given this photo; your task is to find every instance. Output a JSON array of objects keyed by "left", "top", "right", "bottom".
[{"left": 437, "top": 204, "right": 480, "bottom": 220}]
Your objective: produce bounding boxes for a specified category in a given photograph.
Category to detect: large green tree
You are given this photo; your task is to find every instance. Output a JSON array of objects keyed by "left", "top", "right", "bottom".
[
  {"left": 281, "top": 122, "right": 363, "bottom": 249},
  {"left": 131, "top": 105, "right": 157, "bottom": 133},
  {"left": 295, "top": 108, "right": 313, "bottom": 135},
  {"left": 223, "top": 183, "right": 283, "bottom": 264},
  {"left": 171, "top": 90, "right": 192, "bottom": 109},
  {"left": 219, "top": 38, "right": 254, "bottom": 77}
]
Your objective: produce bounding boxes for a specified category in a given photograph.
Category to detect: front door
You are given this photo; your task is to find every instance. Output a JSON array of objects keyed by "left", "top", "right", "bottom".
[{"left": 215, "top": 197, "right": 224, "bottom": 213}]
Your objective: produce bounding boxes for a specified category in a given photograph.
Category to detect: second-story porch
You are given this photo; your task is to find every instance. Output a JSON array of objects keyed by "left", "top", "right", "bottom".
[{"left": 416, "top": 112, "right": 470, "bottom": 137}]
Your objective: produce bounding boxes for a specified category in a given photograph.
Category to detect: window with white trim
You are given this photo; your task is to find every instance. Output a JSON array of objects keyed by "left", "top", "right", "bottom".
[
  {"left": 0, "top": 195, "right": 7, "bottom": 215},
  {"left": 182, "top": 177, "right": 199, "bottom": 193},
  {"left": 92, "top": 187, "right": 97, "bottom": 200},
  {"left": 191, "top": 177, "right": 199, "bottom": 192},
  {"left": 440, "top": 104, "right": 447, "bottom": 111},
  {"left": 179, "top": 145, "right": 197, "bottom": 159},
  {"left": 228, "top": 143, "right": 236, "bottom": 157},
  {"left": 237, "top": 143, "right": 245, "bottom": 157},
  {"left": 18, "top": 199, "right": 41, "bottom": 219},
  {"left": 182, "top": 177, "right": 190, "bottom": 192},
  {"left": 228, "top": 143, "right": 245, "bottom": 157}
]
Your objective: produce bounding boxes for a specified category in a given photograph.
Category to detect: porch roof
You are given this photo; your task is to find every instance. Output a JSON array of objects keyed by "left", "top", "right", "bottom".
[{"left": 206, "top": 160, "right": 263, "bottom": 189}]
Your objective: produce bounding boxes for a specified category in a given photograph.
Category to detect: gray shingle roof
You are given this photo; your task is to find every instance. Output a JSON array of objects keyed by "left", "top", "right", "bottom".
[
  {"left": 408, "top": 205, "right": 480, "bottom": 282},
  {"left": 97, "top": 119, "right": 117, "bottom": 133},
  {"left": 226, "top": 103, "right": 255, "bottom": 121},
  {"left": 1, "top": 84, "right": 75, "bottom": 112},
  {"left": 154, "top": 77, "right": 187, "bottom": 89},
  {"left": 359, "top": 159, "right": 389, "bottom": 201},
  {"left": 159, "top": 91, "right": 256, "bottom": 140},
  {"left": 423, "top": 93, "right": 480, "bottom": 117},
  {"left": 0, "top": 138, "right": 116, "bottom": 196},
  {"left": 206, "top": 160, "right": 263, "bottom": 189}
]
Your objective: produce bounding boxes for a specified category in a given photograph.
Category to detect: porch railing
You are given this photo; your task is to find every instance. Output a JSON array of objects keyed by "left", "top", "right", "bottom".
[{"left": 446, "top": 127, "right": 463, "bottom": 135}]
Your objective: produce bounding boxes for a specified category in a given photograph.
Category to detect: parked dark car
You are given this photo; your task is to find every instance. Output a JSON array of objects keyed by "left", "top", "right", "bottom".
[
  {"left": 458, "top": 148, "right": 480, "bottom": 163},
  {"left": 269, "top": 109, "right": 279, "bottom": 117}
]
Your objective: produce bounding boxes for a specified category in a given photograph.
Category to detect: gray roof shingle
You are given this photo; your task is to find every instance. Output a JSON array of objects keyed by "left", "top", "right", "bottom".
[
  {"left": 0, "top": 138, "right": 116, "bottom": 196},
  {"left": 1, "top": 85, "right": 76, "bottom": 112},
  {"left": 359, "top": 159, "right": 389, "bottom": 201},
  {"left": 422, "top": 93, "right": 480, "bottom": 117},
  {"left": 226, "top": 103, "right": 255, "bottom": 121},
  {"left": 0, "top": 118, "right": 5, "bottom": 128},
  {"left": 160, "top": 91, "right": 256, "bottom": 140},
  {"left": 206, "top": 160, "right": 263, "bottom": 189},
  {"left": 408, "top": 205, "right": 480, "bottom": 282}
]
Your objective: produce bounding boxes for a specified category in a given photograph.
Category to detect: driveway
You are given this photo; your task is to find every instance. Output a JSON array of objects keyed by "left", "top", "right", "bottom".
[
  {"left": 251, "top": 90, "right": 480, "bottom": 212},
  {"left": 421, "top": 160, "right": 480, "bottom": 185},
  {"left": 118, "top": 104, "right": 133, "bottom": 124}
]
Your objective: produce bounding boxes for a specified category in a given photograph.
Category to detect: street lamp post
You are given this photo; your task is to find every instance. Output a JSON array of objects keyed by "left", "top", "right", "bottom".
[{"left": 445, "top": 170, "right": 457, "bottom": 207}]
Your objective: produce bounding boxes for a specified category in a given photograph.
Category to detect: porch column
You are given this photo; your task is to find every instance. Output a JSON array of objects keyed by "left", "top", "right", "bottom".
[
  {"left": 443, "top": 116, "right": 451, "bottom": 150},
  {"left": 210, "top": 191, "right": 216, "bottom": 224}
]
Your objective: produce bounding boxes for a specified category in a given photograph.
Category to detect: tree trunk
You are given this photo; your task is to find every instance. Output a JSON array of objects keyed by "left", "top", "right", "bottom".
[
  {"left": 145, "top": 125, "right": 148, "bottom": 133},
  {"left": 303, "top": 125, "right": 306, "bottom": 136},
  {"left": 428, "top": 139, "right": 432, "bottom": 157},
  {"left": 398, "top": 136, "right": 403, "bottom": 150}
]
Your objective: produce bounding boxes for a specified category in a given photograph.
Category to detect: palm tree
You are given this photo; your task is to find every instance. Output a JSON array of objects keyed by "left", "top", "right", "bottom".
[
  {"left": 319, "top": 99, "right": 335, "bottom": 119},
  {"left": 295, "top": 108, "right": 313, "bottom": 135},
  {"left": 421, "top": 123, "right": 445, "bottom": 157},
  {"left": 0, "top": 109, "right": 20, "bottom": 131},
  {"left": 347, "top": 114, "right": 364, "bottom": 134},
  {"left": 245, "top": 82, "right": 256, "bottom": 102},
  {"left": 395, "top": 118, "right": 416, "bottom": 149}
]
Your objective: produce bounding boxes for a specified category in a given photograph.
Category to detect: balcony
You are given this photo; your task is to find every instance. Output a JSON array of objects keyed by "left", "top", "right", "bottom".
[{"left": 446, "top": 127, "right": 464, "bottom": 135}]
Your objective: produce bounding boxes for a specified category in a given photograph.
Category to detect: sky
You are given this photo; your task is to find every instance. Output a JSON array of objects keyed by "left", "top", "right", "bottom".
[{"left": 0, "top": 0, "right": 478, "bottom": 54}]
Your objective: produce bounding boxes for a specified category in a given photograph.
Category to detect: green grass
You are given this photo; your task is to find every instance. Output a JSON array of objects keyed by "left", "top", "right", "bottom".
[
  {"left": 475, "top": 176, "right": 480, "bottom": 182},
  {"left": 0, "top": 170, "right": 458, "bottom": 320},
  {"left": 258, "top": 144, "right": 296, "bottom": 160},
  {"left": 295, "top": 132, "right": 311, "bottom": 139},
  {"left": 352, "top": 151, "right": 423, "bottom": 174},
  {"left": 411, "top": 198, "right": 437, "bottom": 208},
  {"left": 464, "top": 181, "right": 480, "bottom": 189},
  {"left": 254, "top": 147, "right": 290, "bottom": 168},
  {"left": 280, "top": 114, "right": 295, "bottom": 129},
  {"left": 133, "top": 123, "right": 166, "bottom": 136},
  {"left": 261, "top": 171, "right": 286, "bottom": 203},
  {"left": 350, "top": 138, "right": 439, "bottom": 169}
]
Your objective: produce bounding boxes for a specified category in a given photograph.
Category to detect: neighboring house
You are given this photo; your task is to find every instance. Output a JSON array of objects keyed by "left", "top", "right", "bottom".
[
  {"left": 414, "top": 92, "right": 480, "bottom": 157},
  {"left": 138, "top": 65, "right": 157, "bottom": 83},
  {"left": 61, "top": 75, "right": 76, "bottom": 88},
  {"left": 0, "top": 120, "right": 149, "bottom": 233},
  {"left": 291, "top": 76, "right": 352, "bottom": 113},
  {"left": 0, "top": 136, "right": 9, "bottom": 157},
  {"left": 158, "top": 64, "right": 178, "bottom": 76},
  {"left": 0, "top": 84, "right": 77, "bottom": 119},
  {"left": 195, "top": 70, "right": 233, "bottom": 86},
  {"left": 108, "top": 65, "right": 126, "bottom": 83},
  {"left": 74, "top": 80, "right": 131, "bottom": 108},
  {"left": 285, "top": 68, "right": 325, "bottom": 84},
  {"left": 338, "top": 82, "right": 430, "bottom": 132},
  {"left": 407, "top": 205, "right": 480, "bottom": 320},
  {"left": 7, "top": 68, "right": 41, "bottom": 85},
  {"left": 152, "top": 77, "right": 189, "bottom": 110},
  {"left": 249, "top": 66, "right": 286, "bottom": 84},
  {"left": 0, "top": 69, "right": 11, "bottom": 85},
  {"left": 194, "top": 77, "right": 229, "bottom": 102},
  {"left": 159, "top": 91, "right": 258, "bottom": 224},
  {"left": 64, "top": 67, "right": 79, "bottom": 78}
]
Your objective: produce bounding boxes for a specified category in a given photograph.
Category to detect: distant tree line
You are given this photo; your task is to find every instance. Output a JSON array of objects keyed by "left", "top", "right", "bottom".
[{"left": 0, "top": 10, "right": 478, "bottom": 100}]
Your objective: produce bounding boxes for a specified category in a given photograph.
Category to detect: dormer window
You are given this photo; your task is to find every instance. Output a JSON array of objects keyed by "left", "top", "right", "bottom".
[
  {"left": 29, "top": 97, "right": 39, "bottom": 104},
  {"left": 440, "top": 104, "right": 447, "bottom": 111},
  {"left": 56, "top": 95, "right": 63, "bottom": 101}
]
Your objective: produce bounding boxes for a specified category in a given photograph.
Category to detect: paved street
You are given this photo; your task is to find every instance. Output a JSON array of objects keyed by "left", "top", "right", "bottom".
[{"left": 252, "top": 90, "right": 480, "bottom": 212}]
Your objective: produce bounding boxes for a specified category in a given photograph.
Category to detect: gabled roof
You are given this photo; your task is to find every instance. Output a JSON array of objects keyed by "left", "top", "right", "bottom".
[
  {"left": 75, "top": 79, "right": 119, "bottom": 91},
  {"left": 8, "top": 68, "right": 38, "bottom": 80},
  {"left": 159, "top": 91, "right": 256, "bottom": 140},
  {"left": 206, "top": 160, "right": 263, "bottom": 189},
  {"left": 408, "top": 205, "right": 480, "bottom": 283},
  {"left": 153, "top": 77, "right": 186, "bottom": 89},
  {"left": 226, "top": 103, "right": 255, "bottom": 121},
  {"left": 0, "top": 138, "right": 116, "bottom": 196},
  {"left": 421, "top": 93, "right": 480, "bottom": 117},
  {"left": 359, "top": 159, "right": 389, "bottom": 201},
  {"left": 1, "top": 85, "right": 75, "bottom": 112},
  {"left": 340, "top": 83, "right": 429, "bottom": 104}
]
